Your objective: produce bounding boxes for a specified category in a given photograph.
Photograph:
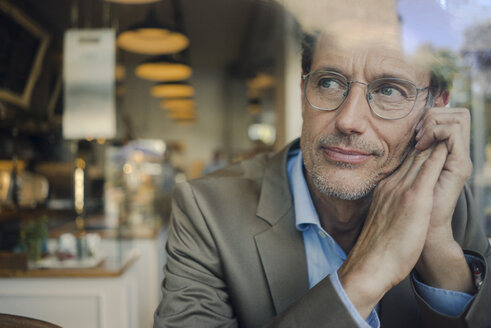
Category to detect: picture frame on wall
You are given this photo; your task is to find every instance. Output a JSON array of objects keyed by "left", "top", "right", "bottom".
[
  {"left": 0, "top": 1, "right": 50, "bottom": 109},
  {"left": 47, "top": 73, "right": 62, "bottom": 123}
]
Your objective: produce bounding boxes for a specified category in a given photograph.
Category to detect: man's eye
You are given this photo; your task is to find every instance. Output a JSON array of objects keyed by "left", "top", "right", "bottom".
[
  {"left": 377, "top": 85, "right": 404, "bottom": 97},
  {"left": 319, "top": 78, "right": 341, "bottom": 89}
]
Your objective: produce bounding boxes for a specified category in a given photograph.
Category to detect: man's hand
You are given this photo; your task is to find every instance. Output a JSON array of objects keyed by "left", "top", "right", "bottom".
[
  {"left": 414, "top": 106, "right": 475, "bottom": 294},
  {"left": 338, "top": 143, "right": 448, "bottom": 318}
]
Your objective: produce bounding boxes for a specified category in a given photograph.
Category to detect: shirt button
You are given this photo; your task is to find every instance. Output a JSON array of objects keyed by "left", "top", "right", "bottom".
[{"left": 318, "top": 230, "right": 327, "bottom": 238}]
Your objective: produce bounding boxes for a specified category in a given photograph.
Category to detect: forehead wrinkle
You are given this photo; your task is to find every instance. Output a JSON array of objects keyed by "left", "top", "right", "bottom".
[
  {"left": 366, "top": 56, "right": 428, "bottom": 84},
  {"left": 313, "top": 41, "right": 429, "bottom": 85}
]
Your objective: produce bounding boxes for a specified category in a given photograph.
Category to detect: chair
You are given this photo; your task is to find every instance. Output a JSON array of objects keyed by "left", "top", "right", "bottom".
[{"left": 0, "top": 313, "right": 61, "bottom": 328}]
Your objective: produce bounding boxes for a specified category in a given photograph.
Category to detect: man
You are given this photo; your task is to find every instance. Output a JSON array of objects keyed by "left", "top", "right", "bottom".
[{"left": 154, "top": 10, "right": 490, "bottom": 328}]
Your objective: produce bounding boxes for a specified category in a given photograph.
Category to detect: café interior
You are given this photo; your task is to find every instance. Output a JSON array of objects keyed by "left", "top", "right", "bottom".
[{"left": 0, "top": 0, "right": 490, "bottom": 327}]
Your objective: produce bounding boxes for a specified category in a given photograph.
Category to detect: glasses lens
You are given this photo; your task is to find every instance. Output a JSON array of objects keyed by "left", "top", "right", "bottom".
[
  {"left": 368, "top": 78, "right": 418, "bottom": 119},
  {"left": 305, "top": 71, "right": 348, "bottom": 111}
]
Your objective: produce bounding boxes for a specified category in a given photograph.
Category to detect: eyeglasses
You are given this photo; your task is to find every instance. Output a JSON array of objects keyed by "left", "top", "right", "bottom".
[{"left": 302, "top": 70, "right": 430, "bottom": 120}]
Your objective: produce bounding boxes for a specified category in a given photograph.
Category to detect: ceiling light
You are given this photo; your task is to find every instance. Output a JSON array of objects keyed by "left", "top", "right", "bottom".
[
  {"left": 116, "top": 85, "right": 125, "bottom": 96},
  {"left": 136, "top": 55, "right": 192, "bottom": 82},
  {"left": 247, "top": 73, "right": 275, "bottom": 90},
  {"left": 248, "top": 98, "right": 261, "bottom": 114},
  {"left": 151, "top": 83, "right": 195, "bottom": 98},
  {"left": 168, "top": 107, "right": 195, "bottom": 116},
  {"left": 168, "top": 109, "right": 196, "bottom": 120},
  {"left": 106, "top": 0, "right": 160, "bottom": 4},
  {"left": 115, "top": 65, "right": 125, "bottom": 81},
  {"left": 136, "top": 62, "right": 191, "bottom": 81},
  {"left": 160, "top": 99, "right": 195, "bottom": 110},
  {"left": 167, "top": 105, "right": 196, "bottom": 120},
  {"left": 116, "top": 11, "right": 189, "bottom": 55},
  {"left": 117, "top": 29, "right": 189, "bottom": 55}
]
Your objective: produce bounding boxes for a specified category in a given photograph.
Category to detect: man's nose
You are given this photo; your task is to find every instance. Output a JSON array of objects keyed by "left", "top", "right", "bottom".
[{"left": 334, "top": 84, "right": 370, "bottom": 135}]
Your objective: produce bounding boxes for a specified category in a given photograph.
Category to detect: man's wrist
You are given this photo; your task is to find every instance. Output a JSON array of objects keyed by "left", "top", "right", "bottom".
[
  {"left": 330, "top": 273, "right": 381, "bottom": 327},
  {"left": 416, "top": 239, "right": 475, "bottom": 294},
  {"left": 338, "top": 263, "right": 389, "bottom": 318}
]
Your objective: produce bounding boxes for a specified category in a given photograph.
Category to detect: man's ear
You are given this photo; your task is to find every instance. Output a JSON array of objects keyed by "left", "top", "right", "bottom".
[{"left": 433, "top": 90, "right": 450, "bottom": 107}]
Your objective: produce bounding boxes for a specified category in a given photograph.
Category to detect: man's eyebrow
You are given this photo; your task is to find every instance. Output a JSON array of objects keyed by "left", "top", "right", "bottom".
[
  {"left": 373, "top": 72, "right": 415, "bottom": 81},
  {"left": 315, "top": 66, "right": 418, "bottom": 83},
  {"left": 313, "top": 66, "right": 345, "bottom": 75}
]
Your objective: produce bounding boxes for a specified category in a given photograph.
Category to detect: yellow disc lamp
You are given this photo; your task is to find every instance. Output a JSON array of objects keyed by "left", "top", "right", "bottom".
[
  {"left": 168, "top": 108, "right": 196, "bottom": 121},
  {"left": 136, "top": 55, "right": 192, "bottom": 82},
  {"left": 117, "top": 29, "right": 189, "bottom": 55},
  {"left": 116, "top": 11, "right": 189, "bottom": 55},
  {"left": 160, "top": 98, "right": 196, "bottom": 120},
  {"left": 115, "top": 64, "right": 125, "bottom": 81},
  {"left": 168, "top": 108, "right": 196, "bottom": 119},
  {"left": 160, "top": 98, "right": 195, "bottom": 110},
  {"left": 106, "top": 0, "right": 161, "bottom": 4},
  {"left": 151, "top": 83, "right": 195, "bottom": 98}
]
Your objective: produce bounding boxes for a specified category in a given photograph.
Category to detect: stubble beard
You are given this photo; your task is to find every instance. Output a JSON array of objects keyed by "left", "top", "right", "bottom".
[
  {"left": 302, "top": 134, "right": 410, "bottom": 201},
  {"left": 308, "top": 159, "right": 380, "bottom": 200}
]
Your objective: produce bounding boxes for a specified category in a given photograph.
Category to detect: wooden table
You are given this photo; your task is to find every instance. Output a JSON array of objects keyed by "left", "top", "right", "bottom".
[{"left": 0, "top": 248, "right": 139, "bottom": 278}]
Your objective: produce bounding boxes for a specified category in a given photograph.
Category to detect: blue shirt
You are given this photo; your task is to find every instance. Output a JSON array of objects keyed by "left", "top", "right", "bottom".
[{"left": 287, "top": 147, "right": 475, "bottom": 327}]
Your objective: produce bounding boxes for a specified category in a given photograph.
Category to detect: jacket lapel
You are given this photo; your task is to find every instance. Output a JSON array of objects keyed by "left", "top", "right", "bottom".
[
  {"left": 253, "top": 140, "right": 310, "bottom": 314},
  {"left": 254, "top": 208, "right": 309, "bottom": 314}
]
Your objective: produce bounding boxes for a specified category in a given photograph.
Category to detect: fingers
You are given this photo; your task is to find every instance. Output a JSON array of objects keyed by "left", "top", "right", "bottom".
[
  {"left": 416, "top": 123, "right": 468, "bottom": 154},
  {"left": 414, "top": 108, "right": 470, "bottom": 153},
  {"left": 376, "top": 145, "right": 437, "bottom": 200},
  {"left": 411, "top": 143, "right": 448, "bottom": 194},
  {"left": 397, "top": 146, "right": 434, "bottom": 187},
  {"left": 382, "top": 146, "right": 418, "bottom": 183},
  {"left": 414, "top": 107, "right": 472, "bottom": 181},
  {"left": 376, "top": 107, "right": 470, "bottom": 208}
]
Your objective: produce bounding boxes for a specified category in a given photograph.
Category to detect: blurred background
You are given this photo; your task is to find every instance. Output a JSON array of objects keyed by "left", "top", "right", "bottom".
[{"left": 0, "top": 0, "right": 489, "bottom": 327}]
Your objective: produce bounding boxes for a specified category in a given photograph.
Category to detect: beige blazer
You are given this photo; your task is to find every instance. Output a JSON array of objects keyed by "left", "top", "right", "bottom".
[{"left": 154, "top": 140, "right": 491, "bottom": 327}]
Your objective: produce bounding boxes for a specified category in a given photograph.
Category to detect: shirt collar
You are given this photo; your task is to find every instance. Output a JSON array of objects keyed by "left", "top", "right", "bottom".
[{"left": 288, "top": 148, "right": 322, "bottom": 231}]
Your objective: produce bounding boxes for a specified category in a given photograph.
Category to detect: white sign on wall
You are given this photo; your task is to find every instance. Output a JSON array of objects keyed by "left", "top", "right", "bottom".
[{"left": 63, "top": 29, "right": 116, "bottom": 140}]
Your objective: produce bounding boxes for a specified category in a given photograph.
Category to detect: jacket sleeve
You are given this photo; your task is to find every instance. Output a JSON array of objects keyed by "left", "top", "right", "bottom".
[
  {"left": 153, "top": 182, "right": 238, "bottom": 328},
  {"left": 413, "top": 184, "right": 491, "bottom": 328},
  {"left": 264, "top": 276, "right": 365, "bottom": 328}
]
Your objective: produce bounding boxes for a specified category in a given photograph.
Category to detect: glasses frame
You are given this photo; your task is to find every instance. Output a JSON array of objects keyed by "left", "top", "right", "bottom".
[{"left": 302, "top": 70, "right": 430, "bottom": 120}]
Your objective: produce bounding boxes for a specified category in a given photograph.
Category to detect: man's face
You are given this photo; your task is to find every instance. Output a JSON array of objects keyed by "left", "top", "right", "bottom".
[{"left": 300, "top": 36, "right": 431, "bottom": 200}]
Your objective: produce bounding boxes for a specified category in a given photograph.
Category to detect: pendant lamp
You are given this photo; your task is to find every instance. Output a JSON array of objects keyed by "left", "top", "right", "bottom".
[
  {"left": 151, "top": 82, "right": 195, "bottom": 98},
  {"left": 117, "top": 10, "right": 189, "bottom": 55},
  {"left": 136, "top": 55, "right": 192, "bottom": 82},
  {"left": 160, "top": 98, "right": 195, "bottom": 110},
  {"left": 168, "top": 108, "right": 196, "bottom": 120},
  {"left": 106, "top": 0, "right": 161, "bottom": 4}
]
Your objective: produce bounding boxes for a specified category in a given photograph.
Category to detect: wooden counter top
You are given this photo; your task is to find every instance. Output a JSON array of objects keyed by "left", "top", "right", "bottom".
[
  {"left": 49, "top": 214, "right": 166, "bottom": 240},
  {"left": 0, "top": 212, "right": 167, "bottom": 278},
  {"left": 0, "top": 244, "right": 140, "bottom": 278}
]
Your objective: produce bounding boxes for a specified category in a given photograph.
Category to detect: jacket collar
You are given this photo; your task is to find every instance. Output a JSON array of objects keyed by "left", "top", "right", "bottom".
[
  {"left": 256, "top": 139, "right": 300, "bottom": 226},
  {"left": 254, "top": 139, "right": 310, "bottom": 314}
]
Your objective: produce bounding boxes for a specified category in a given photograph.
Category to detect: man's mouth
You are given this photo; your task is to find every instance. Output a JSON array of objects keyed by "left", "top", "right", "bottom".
[{"left": 322, "top": 146, "right": 373, "bottom": 165}]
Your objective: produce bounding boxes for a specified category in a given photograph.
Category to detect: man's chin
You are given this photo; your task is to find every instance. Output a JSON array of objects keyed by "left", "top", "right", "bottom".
[{"left": 310, "top": 172, "right": 377, "bottom": 201}]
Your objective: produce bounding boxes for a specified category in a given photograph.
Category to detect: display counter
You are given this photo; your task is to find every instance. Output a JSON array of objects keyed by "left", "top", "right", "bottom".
[
  {"left": 0, "top": 215, "right": 168, "bottom": 328},
  {"left": 0, "top": 247, "right": 139, "bottom": 278}
]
